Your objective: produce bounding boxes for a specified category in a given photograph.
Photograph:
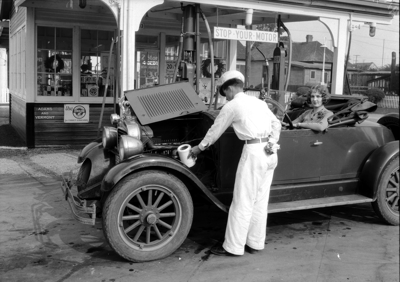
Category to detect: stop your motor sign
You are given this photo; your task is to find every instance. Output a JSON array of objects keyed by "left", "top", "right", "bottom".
[{"left": 214, "top": 27, "right": 278, "bottom": 43}]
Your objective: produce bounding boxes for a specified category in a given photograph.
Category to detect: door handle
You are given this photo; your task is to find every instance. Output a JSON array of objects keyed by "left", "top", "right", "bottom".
[{"left": 313, "top": 140, "right": 323, "bottom": 146}]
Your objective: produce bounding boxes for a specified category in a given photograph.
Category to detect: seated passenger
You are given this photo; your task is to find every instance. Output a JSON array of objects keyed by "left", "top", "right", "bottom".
[{"left": 284, "top": 84, "right": 333, "bottom": 132}]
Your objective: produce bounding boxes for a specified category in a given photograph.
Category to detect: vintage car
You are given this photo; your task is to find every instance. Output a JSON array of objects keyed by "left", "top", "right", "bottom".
[{"left": 61, "top": 82, "right": 399, "bottom": 262}]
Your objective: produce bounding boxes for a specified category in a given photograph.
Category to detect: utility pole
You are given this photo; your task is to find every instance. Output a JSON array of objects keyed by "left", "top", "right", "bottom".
[
  {"left": 321, "top": 37, "right": 326, "bottom": 85},
  {"left": 244, "top": 9, "right": 253, "bottom": 88},
  {"left": 390, "top": 52, "right": 396, "bottom": 93},
  {"left": 382, "top": 39, "right": 385, "bottom": 68},
  {"left": 354, "top": 55, "right": 360, "bottom": 86}
]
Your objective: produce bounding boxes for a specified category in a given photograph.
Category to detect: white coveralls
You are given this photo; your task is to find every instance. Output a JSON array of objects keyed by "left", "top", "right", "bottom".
[{"left": 198, "top": 92, "right": 281, "bottom": 255}]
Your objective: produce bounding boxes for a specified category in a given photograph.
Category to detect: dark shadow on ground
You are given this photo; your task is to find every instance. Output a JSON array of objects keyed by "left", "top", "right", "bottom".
[
  {"left": 0, "top": 123, "right": 26, "bottom": 147},
  {"left": 0, "top": 105, "right": 26, "bottom": 147}
]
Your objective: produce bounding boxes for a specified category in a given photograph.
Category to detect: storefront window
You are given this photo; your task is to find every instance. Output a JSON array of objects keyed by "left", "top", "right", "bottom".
[
  {"left": 200, "top": 40, "right": 227, "bottom": 79},
  {"left": 37, "top": 27, "right": 72, "bottom": 96},
  {"left": 81, "top": 29, "right": 115, "bottom": 97},
  {"left": 136, "top": 51, "right": 159, "bottom": 88},
  {"left": 164, "top": 35, "right": 179, "bottom": 84}
]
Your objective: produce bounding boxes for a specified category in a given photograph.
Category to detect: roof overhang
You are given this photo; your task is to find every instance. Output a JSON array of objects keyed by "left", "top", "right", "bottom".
[{"left": 165, "top": 0, "right": 398, "bottom": 25}]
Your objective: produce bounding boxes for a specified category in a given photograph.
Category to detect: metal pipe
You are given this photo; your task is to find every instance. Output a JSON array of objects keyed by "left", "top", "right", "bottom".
[
  {"left": 114, "top": 5, "right": 121, "bottom": 113},
  {"left": 195, "top": 4, "right": 201, "bottom": 94},
  {"left": 97, "top": 38, "right": 115, "bottom": 138},
  {"left": 278, "top": 16, "right": 292, "bottom": 93},
  {"left": 200, "top": 10, "right": 215, "bottom": 111},
  {"left": 344, "top": 29, "right": 353, "bottom": 95},
  {"left": 173, "top": 12, "right": 185, "bottom": 82}
]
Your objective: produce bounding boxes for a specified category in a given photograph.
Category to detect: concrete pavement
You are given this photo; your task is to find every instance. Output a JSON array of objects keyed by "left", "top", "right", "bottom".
[{"left": 0, "top": 148, "right": 398, "bottom": 282}]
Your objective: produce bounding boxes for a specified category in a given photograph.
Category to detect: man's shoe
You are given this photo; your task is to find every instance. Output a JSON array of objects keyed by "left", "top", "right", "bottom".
[
  {"left": 245, "top": 245, "right": 259, "bottom": 254},
  {"left": 210, "top": 245, "right": 236, "bottom": 256}
]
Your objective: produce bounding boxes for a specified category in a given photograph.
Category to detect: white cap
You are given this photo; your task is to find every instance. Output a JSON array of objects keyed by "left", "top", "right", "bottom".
[{"left": 219, "top": 70, "right": 245, "bottom": 95}]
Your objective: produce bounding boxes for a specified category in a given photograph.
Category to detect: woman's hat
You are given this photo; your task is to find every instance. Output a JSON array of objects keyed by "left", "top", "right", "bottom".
[{"left": 219, "top": 70, "right": 245, "bottom": 96}]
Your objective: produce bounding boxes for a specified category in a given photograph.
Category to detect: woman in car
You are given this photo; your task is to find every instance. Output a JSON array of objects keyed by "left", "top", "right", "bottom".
[{"left": 286, "top": 84, "right": 333, "bottom": 132}]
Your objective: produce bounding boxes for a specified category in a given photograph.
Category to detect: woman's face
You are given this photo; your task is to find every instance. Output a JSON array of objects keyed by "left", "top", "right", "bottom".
[{"left": 310, "top": 91, "right": 323, "bottom": 108}]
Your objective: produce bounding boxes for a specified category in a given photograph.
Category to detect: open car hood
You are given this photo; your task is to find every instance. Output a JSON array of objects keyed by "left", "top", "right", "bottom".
[{"left": 124, "top": 82, "right": 207, "bottom": 125}]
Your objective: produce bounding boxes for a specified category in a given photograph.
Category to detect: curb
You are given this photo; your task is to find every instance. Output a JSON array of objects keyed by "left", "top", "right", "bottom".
[{"left": 0, "top": 146, "right": 28, "bottom": 150}]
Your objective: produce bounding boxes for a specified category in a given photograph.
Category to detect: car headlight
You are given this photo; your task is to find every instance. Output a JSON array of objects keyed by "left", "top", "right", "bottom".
[
  {"left": 102, "top": 126, "right": 118, "bottom": 149},
  {"left": 118, "top": 135, "right": 144, "bottom": 161},
  {"left": 110, "top": 113, "right": 120, "bottom": 125},
  {"left": 125, "top": 121, "right": 142, "bottom": 140}
]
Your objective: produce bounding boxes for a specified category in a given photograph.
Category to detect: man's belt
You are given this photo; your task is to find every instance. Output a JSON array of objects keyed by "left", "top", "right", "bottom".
[{"left": 245, "top": 137, "right": 269, "bottom": 144}]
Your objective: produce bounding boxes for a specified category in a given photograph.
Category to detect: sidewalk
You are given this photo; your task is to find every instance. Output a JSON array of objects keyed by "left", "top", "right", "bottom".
[{"left": 0, "top": 148, "right": 399, "bottom": 282}]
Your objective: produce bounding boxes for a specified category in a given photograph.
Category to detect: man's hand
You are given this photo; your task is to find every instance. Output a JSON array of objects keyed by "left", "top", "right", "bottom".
[{"left": 188, "top": 145, "right": 202, "bottom": 159}]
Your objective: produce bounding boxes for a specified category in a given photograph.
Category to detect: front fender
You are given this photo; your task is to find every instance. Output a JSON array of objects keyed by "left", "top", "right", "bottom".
[
  {"left": 78, "top": 142, "right": 115, "bottom": 198},
  {"left": 78, "top": 138, "right": 102, "bottom": 163},
  {"left": 101, "top": 154, "right": 228, "bottom": 213},
  {"left": 360, "top": 141, "right": 399, "bottom": 199}
]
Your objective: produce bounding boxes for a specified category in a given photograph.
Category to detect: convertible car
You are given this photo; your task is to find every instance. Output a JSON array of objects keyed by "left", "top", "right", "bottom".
[{"left": 61, "top": 82, "right": 399, "bottom": 262}]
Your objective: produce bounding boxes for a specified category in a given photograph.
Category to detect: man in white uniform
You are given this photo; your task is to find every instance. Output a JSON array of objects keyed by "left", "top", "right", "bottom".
[{"left": 189, "top": 70, "right": 281, "bottom": 256}]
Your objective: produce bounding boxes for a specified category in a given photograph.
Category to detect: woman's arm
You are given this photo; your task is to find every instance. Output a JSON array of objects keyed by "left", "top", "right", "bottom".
[
  {"left": 282, "top": 110, "right": 308, "bottom": 127},
  {"left": 294, "top": 110, "right": 334, "bottom": 132}
]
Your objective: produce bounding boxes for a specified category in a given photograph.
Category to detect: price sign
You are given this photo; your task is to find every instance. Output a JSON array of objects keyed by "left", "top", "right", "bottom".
[{"left": 166, "top": 61, "right": 176, "bottom": 75}]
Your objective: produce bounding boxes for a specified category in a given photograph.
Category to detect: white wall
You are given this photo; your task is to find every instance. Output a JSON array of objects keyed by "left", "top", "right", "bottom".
[{"left": 0, "top": 48, "right": 8, "bottom": 104}]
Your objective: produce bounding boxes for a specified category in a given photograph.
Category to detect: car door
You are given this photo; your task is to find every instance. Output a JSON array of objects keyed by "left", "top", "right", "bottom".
[
  {"left": 273, "top": 129, "right": 323, "bottom": 184},
  {"left": 317, "top": 126, "right": 389, "bottom": 181}
]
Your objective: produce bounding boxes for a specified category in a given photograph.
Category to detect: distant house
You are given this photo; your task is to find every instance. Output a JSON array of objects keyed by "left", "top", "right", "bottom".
[
  {"left": 236, "top": 35, "right": 334, "bottom": 91},
  {"left": 348, "top": 62, "right": 379, "bottom": 71}
]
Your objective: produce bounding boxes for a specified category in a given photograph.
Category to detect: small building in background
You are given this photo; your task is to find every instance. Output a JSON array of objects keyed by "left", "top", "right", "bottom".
[{"left": 237, "top": 35, "right": 334, "bottom": 92}]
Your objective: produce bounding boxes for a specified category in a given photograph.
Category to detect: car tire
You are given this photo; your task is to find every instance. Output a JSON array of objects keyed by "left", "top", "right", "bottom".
[
  {"left": 102, "top": 170, "right": 193, "bottom": 262},
  {"left": 372, "top": 155, "right": 399, "bottom": 226}
]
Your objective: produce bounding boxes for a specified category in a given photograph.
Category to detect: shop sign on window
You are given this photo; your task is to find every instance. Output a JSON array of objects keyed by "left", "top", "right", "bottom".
[{"left": 64, "top": 104, "right": 89, "bottom": 123}]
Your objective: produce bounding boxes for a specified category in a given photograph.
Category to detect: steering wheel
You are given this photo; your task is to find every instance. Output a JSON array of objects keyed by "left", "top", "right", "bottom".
[{"left": 264, "top": 98, "right": 294, "bottom": 129}]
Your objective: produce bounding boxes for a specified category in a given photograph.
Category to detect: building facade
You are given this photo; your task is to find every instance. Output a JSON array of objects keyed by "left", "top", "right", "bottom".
[{"left": 1, "top": 0, "right": 397, "bottom": 147}]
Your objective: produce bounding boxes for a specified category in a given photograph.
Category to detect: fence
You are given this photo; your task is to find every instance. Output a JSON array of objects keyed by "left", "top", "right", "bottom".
[{"left": 378, "top": 96, "right": 399, "bottom": 109}]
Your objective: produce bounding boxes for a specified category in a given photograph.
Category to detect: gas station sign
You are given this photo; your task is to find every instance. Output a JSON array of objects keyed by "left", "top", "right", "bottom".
[{"left": 214, "top": 27, "right": 278, "bottom": 43}]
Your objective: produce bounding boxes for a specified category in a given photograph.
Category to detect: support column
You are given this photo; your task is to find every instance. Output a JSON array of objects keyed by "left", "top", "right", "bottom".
[
  {"left": 121, "top": 0, "right": 164, "bottom": 92},
  {"left": 331, "top": 17, "right": 348, "bottom": 95},
  {"left": 228, "top": 40, "right": 237, "bottom": 71}
]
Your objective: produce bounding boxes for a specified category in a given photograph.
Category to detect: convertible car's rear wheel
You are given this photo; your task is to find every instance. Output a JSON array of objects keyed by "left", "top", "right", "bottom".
[
  {"left": 102, "top": 170, "right": 193, "bottom": 262},
  {"left": 372, "top": 156, "right": 399, "bottom": 226}
]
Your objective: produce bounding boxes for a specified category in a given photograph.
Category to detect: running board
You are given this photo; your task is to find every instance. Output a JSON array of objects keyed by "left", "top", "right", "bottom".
[{"left": 268, "top": 194, "right": 374, "bottom": 214}]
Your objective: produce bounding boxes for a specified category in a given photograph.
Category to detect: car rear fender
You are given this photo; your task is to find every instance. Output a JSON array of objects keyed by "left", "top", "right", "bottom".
[
  {"left": 360, "top": 141, "right": 399, "bottom": 199},
  {"left": 100, "top": 154, "right": 228, "bottom": 213},
  {"left": 377, "top": 113, "right": 399, "bottom": 141}
]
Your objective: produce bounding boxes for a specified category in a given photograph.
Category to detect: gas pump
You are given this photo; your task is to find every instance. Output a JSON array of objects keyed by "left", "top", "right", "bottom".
[
  {"left": 172, "top": 4, "right": 217, "bottom": 108},
  {"left": 271, "top": 42, "right": 286, "bottom": 106},
  {"left": 270, "top": 15, "right": 293, "bottom": 109},
  {"left": 175, "top": 5, "right": 196, "bottom": 85}
]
